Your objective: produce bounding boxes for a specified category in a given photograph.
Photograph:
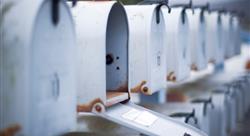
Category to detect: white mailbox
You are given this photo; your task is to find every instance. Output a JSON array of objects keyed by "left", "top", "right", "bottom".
[
  {"left": 212, "top": 84, "right": 238, "bottom": 134},
  {"left": 72, "top": 1, "right": 130, "bottom": 111},
  {"left": 211, "top": 90, "right": 228, "bottom": 136},
  {"left": 231, "top": 16, "right": 242, "bottom": 56},
  {"left": 163, "top": 7, "right": 191, "bottom": 82},
  {"left": 125, "top": 5, "right": 167, "bottom": 95},
  {"left": 204, "top": 11, "right": 224, "bottom": 64},
  {"left": 221, "top": 13, "right": 233, "bottom": 59},
  {"left": 240, "top": 74, "right": 250, "bottom": 113},
  {"left": 72, "top": 2, "right": 206, "bottom": 136},
  {"left": 0, "top": 0, "right": 77, "bottom": 135},
  {"left": 186, "top": 9, "right": 207, "bottom": 71},
  {"left": 190, "top": 98, "right": 215, "bottom": 136}
]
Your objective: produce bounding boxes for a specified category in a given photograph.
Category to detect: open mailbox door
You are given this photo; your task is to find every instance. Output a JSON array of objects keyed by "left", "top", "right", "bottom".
[
  {"left": 73, "top": 1, "right": 206, "bottom": 135},
  {"left": 96, "top": 102, "right": 207, "bottom": 136}
]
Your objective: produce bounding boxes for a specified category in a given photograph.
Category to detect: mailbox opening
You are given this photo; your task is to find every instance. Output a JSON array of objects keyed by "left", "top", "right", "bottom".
[{"left": 105, "top": 3, "right": 129, "bottom": 106}]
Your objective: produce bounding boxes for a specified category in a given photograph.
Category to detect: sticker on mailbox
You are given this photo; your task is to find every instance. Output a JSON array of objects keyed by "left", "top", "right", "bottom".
[{"left": 122, "top": 109, "right": 158, "bottom": 127}]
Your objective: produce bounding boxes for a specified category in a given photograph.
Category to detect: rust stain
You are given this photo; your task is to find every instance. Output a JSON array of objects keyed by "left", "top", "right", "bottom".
[
  {"left": 209, "top": 59, "right": 216, "bottom": 64},
  {"left": 167, "top": 91, "right": 188, "bottom": 102},
  {"left": 0, "top": 124, "right": 21, "bottom": 136},
  {"left": 167, "top": 71, "right": 176, "bottom": 82},
  {"left": 77, "top": 98, "right": 104, "bottom": 112},
  {"left": 106, "top": 92, "right": 129, "bottom": 107},
  {"left": 191, "top": 63, "right": 198, "bottom": 71},
  {"left": 105, "top": 82, "right": 130, "bottom": 107},
  {"left": 130, "top": 80, "right": 146, "bottom": 93},
  {"left": 107, "top": 82, "right": 128, "bottom": 93},
  {"left": 245, "top": 59, "right": 250, "bottom": 70},
  {"left": 130, "top": 80, "right": 152, "bottom": 95}
]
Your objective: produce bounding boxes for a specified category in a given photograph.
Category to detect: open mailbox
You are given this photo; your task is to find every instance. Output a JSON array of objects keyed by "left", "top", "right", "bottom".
[
  {"left": 125, "top": 5, "right": 167, "bottom": 95},
  {"left": 73, "top": 2, "right": 206, "bottom": 136},
  {"left": 186, "top": 9, "right": 208, "bottom": 71},
  {"left": 0, "top": 0, "right": 77, "bottom": 135},
  {"left": 73, "top": 1, "right": 130, "bottom": 111},
  {"left": 163, "top": 7, "right": 191, "bottom": 82}
]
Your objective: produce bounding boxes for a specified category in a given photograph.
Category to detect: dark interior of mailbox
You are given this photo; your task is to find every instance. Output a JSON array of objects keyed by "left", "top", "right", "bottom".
[{"left": 105, "top": 3, "right": 129, "bottom": 106}]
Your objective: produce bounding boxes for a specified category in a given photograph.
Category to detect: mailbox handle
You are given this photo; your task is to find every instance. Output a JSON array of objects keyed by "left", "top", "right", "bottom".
[
  {"left": 170, "top": 109, "right": 198, "bottom": 124},
  {"left": 191, "top": 97, "right": 214, "bottom": 116},
  {"left": 155, "top": 1, "right": 171, "bottom": 24},
  {"left": 137, "top": 0, "right": 171, "bottom": 24},
  {"left": 68, "top": 0, "right": 78, "bottom": 7},
  {"left": 52, "top": 0, "right": 60, "bottom": 26}
]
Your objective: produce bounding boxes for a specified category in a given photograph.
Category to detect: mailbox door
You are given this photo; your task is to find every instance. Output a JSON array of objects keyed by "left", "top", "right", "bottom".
[
  {"left": 188, "top": 9, "right": 207, "bottom": 71},
  {"left": 177, "top": 12, "right": 190, "bottom": 80},
  {"left": 30, "top": 1, "right": 76, "bottom": 135},
  {"left": 197, "top": 10, "right": 207, "bottom": 70},
  {"left": 94, "top": 102, "right": 207, "bottom": 136},
  {"left": 217, "top": 15, "right": 224, "bottom": 64},
  {"left": 149, "top": 11, "right": 167, "bottom": 93}
]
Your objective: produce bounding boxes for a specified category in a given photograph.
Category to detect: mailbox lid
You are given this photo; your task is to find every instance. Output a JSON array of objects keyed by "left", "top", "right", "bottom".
[{"left": 95, "top": 102, "right": 207, "bottom": 136}]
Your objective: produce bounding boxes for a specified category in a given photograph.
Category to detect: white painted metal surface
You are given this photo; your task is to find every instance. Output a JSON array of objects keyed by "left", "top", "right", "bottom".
[
  {"left": 96, "top": 102, "right": 207, "bottom": 136},
  {"left": 125, "top": 5, "right": 167, "bottom": 95},
  {"left": 186, "top": 9, "right": 208, "bottom": 71},
  {"left": 204, "top": 11, "right": 224, "bottom": 64},
  {"left": 231, "top": 16, "right": 242, "bottom": 56},
  {"left": 71, "top": 2, "right": 207, "bottom": 135},
  {"left": 72, "top": 1, "right": 129, "bottom": 107},
  {"left": 212, "top": 84, "right": 238, "bottom": 135},
  {"left": 142, "top": 103, "right": 200, "bottom": 128},
  {"left": 241, "top": 75, "right": 250, "bottom": 113},
  {"left": 212, "top": 91, "right": 228, "bottom": 136},
  {"left": 163, "top": 7, "right": 191, "bottom": 82},
  {"left": 221, "top": 13, "right": 233, "bottom": 59},
  {"left": 0, "top": 0, "right": 77, "bottom": 135},
  {"left": 190, "top": 98, "right": 215, "bottom": 136}
]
